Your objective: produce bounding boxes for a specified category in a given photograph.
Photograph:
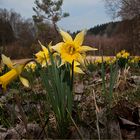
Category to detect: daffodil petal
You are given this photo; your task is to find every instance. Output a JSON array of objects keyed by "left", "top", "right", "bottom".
[
  {"left": 35, "top": 51, "right": 44, "bottom": 58},
  {"left": 79, "top": 46, "right": 98, "bottom": 52},
  {"left": 75, "top": 53, "right": 85, "bottom": 64},
  {"left": 42, "top": 60, "right": 47, "bottom": 67},
  {"left": 39, "top": 41, "right": 51, "bottom": 55},
  {"left": 74, "top": 30, "right": 85, "bottom": 46},
  {"left": 15, "top": 64, "right": 24, "bottom": 74},
  {"left": 40, "top": 43, "right": 48, "bottom": 53},
  {"left": 74, "top": 61, "right": 80, "bottom": 66},
  {"left": 74, "top": 66, "right": 84, "bottom": 74},
  {"left": 60, "top": 30, "right": 73, "bottom": 43},
  {"left": 52, "top": 42, "right": 64, "bottom": 53},
  {"left": 2, "top": 54, "right": 13, "bottom": 69},
  {"left": 19, "top": 76, "right": 29, "bottom": 87}
]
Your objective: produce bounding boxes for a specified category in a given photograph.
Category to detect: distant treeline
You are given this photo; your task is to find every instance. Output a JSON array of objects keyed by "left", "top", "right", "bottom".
[
  {"left": 87, "top": 21, "right": 120, "bottom": 37},
  {"left": 76, "top": 17, "right": 140, "bottom": 56},
  {"left": 0, "top": 8, "right": 140, "bottom": 58}
]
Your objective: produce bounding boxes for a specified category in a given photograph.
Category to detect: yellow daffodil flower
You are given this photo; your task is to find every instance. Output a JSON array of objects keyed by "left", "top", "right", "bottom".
[
  {"left": 129, "top": 59, "right": 134, "bottom": 63},
  {"left": 122, "top": 52, "right": 130, "bottom": 59},
  {"left": 129, "top": 56, "right": 140, "bottom": 63},
  {"left": 133, "top": 56, "right": 140, "bottom": 62},
  {"left": 116, "top": 52, "right": 121, "bottom": 58},
  {"left": 104, "top": 57, "right": 111, "bottom": 64},
  {"left": 74, "top": 61, "right": 84, "bottom": 74},
  {"left": 121, "top": 50, "right": 126, "bottom": 54},
  {"left": 116, "top": 50, "right": 130, "bottom": 59},
  {"left": 25, "top": 61, "right": 37, "bottom": 72},
  {"left": 95, "top": 58, "right": 102, "bottom": 64},
  {"left": 110, "top": 57, "right": 116, "bottom": 64},
  {"left": 35, "top": 41, "right": 54, "bottom": 67},
  {"left": 0, "top": 54, "right": 29, "bottom": 90},
  {"left": 104, "top": 57, "right": 116, "bottom": 64},
  {"left": 52, "top": 30, "right": 97, "bottom": 64}
]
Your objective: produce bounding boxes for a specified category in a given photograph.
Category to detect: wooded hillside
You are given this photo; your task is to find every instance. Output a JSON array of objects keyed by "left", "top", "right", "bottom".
[
  {"left": 0, "top": 8, "right": 139, "bottom": 58},
  {"left": 84, "top": 16, "right": 140, "bottom": 55}
]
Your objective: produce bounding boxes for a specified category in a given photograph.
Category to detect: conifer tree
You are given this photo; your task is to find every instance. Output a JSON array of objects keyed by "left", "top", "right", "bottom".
[{"left": 33, "top": 0, "right": 69, "bottom": 33}]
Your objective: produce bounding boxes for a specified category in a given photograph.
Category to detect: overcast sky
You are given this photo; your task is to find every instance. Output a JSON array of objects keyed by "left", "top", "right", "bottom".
[{"left": 0, "top": 0, "right": 114, "bottom": 32}]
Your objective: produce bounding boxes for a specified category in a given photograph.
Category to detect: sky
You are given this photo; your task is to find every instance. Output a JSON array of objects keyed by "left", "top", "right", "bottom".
[{"left": 0, "top": 0, "right": 114, "bottom": 32}]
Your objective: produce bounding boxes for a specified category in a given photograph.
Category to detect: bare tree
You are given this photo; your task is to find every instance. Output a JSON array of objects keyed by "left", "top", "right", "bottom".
[
  {"left": 104, "top": 0, "right": 140, "bottom": 19},
  {"left": 9, "top": 10, "right": 23, "bottom": 38},
  {"left": 104, "top": 0, "right": 140, "bottom": 55}
]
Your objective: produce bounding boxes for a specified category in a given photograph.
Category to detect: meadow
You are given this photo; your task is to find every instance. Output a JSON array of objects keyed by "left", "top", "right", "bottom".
[{"left": 0, "top": 30, "right": 140, "bottom": 139}]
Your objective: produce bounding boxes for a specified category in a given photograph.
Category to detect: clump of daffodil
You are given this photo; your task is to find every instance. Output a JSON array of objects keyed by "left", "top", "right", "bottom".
[
  {"left": 116, "top": 50, "right": 130, "bottom": 59},
  {"left": 129, "top": 56, "right": 140, "bottom": 67},
  {"left": 104, "top": 57, "right": 116, "bottom": 65},
  {"left": 0, "top": 54, "right": 29, "bottom": 90},
  {"left": 129, "top": 56, "right": 140, "bottom": 63},
  {"left": 35, "top": 41, "right": 54, "bottom": 67},
  {"left": 116, "top": 50, "right": 130, "bottom": 68},
  {"left": 36, "top": 40, "right": 84, "bottom": 74},
  {"left": 53, "top": 30, "right": 97, "bottom": 65},
  {"left": 104, "top": 57, "right": 110, "bottom": 64},
  {"left": 95, "top": 57, "right": 102, "bottom": 65}
]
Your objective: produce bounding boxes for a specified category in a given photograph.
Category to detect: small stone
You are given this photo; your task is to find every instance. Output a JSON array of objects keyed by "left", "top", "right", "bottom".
[
  {"left": 131, "top": 76, "right": 140, "bottom": 85},
  {"left": 74, "top": 81, "right": 84, "bottom": 94}
]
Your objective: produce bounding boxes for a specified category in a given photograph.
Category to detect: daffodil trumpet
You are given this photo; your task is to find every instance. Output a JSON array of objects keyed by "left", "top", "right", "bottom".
[{"left": 0, "top": 54, "right": 31, "bottom": 91}]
